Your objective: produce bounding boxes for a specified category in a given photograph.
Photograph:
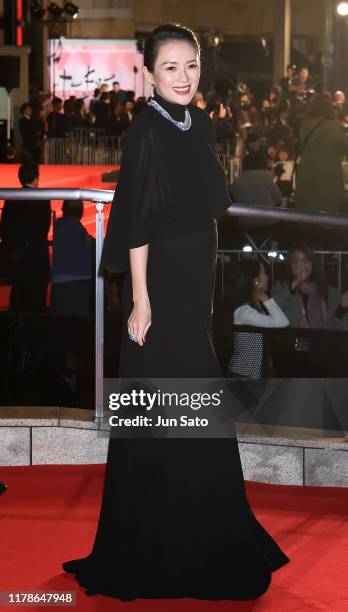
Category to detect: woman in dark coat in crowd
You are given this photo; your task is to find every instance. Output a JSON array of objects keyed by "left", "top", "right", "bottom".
[{"left": 296, "top": 93, "right": 348, "bottom": 214}]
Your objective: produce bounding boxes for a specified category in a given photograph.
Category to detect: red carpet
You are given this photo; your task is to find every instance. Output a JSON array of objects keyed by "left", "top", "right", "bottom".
[
  {"left": 0, "top": 164, "right": 117, "bottom": 239},
  {"left": 0, "top": 164, "right": 117, "bottom": 309},
  {"left": 0, "top": 464, "right": 347, "bottom": 611}
]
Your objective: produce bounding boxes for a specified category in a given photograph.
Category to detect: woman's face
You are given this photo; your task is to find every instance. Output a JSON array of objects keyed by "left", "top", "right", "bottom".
[
  {"left": 144, "top": 40, "right": 200, "bottom": 105},
  {"left": 268, "top": 145, "right": 277, "bottom": 159},
  {"left": 278, "top": 149, "right": 289, "bottom": 161},
  {"left": 290, "top": 250, "right": 313, "bottom": 281},
  {"left": 255, "top": 263, "right": 269, "bottom": 291},
  {"left": 261, "top": 99, "right": 270, "bottom": 110}
]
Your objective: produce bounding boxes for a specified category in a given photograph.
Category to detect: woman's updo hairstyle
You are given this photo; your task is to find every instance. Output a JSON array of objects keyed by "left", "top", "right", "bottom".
[{"left": 144, "top": 23, "right": 200, "bottom": 73}]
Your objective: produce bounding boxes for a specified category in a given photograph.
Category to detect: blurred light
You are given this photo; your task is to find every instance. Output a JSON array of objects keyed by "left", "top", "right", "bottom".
[
  {"left": 279, "top": 254, "right": 285, "bottom": 261},
  {"left": 30, "top": 1, "right": 45, "bottom": 19},
  {"left": 47, "top": 2, "right": 64, "bottom": 18},
  {"left": 337, "top": 2, "right": 348, "bottom": 16},
  {"left": 242, "top": 245, "right": 253, "bottom": 253},
  {"left": 64, "top": 2, "right": 79, "bottom": 19},
  {"left": 267, "top": 251, "right": 277, "bottom": 258},
  {"left": 17, "top": 0, "right": 23, "bottom": 46}
]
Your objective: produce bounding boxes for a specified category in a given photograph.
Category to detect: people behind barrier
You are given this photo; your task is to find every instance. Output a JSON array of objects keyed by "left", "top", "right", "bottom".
[
  {"left": 224, "top": 257, "right": 288, "bottom": 379},
  {"left": 50, "top": 200, "right": 95, "bottom": 318},
  {"left": 295, "top": 93, "right": 348, "bottom": 214},
  {"left": 272, "top": 242, "right": 348, "bottom": 329},
  {"left": 0, "top": 162, "right": 51, "bottom": 312}
]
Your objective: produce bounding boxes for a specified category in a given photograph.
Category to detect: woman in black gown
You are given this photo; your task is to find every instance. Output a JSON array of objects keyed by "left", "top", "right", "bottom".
[{"left": 63, "top": 24, "right": 289, "bottom": 600}]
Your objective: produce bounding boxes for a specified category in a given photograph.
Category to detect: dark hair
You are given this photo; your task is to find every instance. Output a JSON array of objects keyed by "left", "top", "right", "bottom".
[
  {"left": 307, "top": 93, "right": 333, "bottom": 120},
  {"left": 64, "top": 98, "right": 74, "bottom": 113},
  {"left": 225, "top": 257, "right": 262, "bottom": 313},
  {"left": 20, "top": 102, "right": 31, "bottom": 114},
  {"left": 283, "top": 242, "right": 328, "bottom": 299},
  {"left": 93, "top": 88, "right": 100, "bottom": 97},
  {"left": 100, "top": 92, "right": 109, "bottom": 101},
  {"left": 278, "top": 100, "right": 290, "bottom": 114},
  {"left": 243, "top": 152, "right": 268, "bottom": 170},
  {"left": 62, "top": 199, "right": 83, "bottom": 220},
  {"left": 18, "top": 162, "right": 39, "bottom": 186},
  {"left": 144, "top": 23, "right": 200, "bottom": 72},
  {"left": 112, "top": 81, "right": 120, "bottom": 86},
  {"left": 52, "top": 96, "right": 63, "bottom": 106},
  {"left": 74, "top": 98, "right": 85, "bottom": 113},
  {"left": 246, "top": 132, "right": 260, "bottom": 144}
]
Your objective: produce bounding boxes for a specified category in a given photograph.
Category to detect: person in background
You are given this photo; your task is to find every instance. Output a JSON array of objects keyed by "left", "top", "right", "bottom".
[
  {"left": 73, "top": 99, "right": 90, "bottom": 129},
  {"left": 133, "top": 96, "right": 147, "bottom": 115},
  {"left": 109, "top": 81, "right": 127, "bottom": 107},
  {"left": 280, "top": 64, "right": 296, "bottom": 100},
  {"left": 89, "top": 88, "right": 101, "bottom": 116},
  {"left": 124, "top": 99, "right": 135, "bottom": 123},
  {"left": 50, "top": 200, "right": 94, "bottom": 318},
  {"left": 63, "top": 98, "right": 75, "bottom": 135},
  {"left": 209, "top": 100, "right": 235, "bottom": 153},
  {"left": 191, "top": 90, "right": 206, "bottom": 109},
  {"left": 30, "top": 102, "right": 47, "bottom": 162},
  {"left": 94, "top": 92, "right": 111, "bottom": 129},
  {"left": 47, "top": 97, "right": 66, "bottom": 138},
  {"left": 107, "top": 102, "right": 131, "bottom": 138},
  {"left": 272, "top": 242, "right": 348, "bottom": 329},
  {"left": 230, "top": 152, "right": 282, "bottom": 238},
  {"left": 295, "top": 93, "right": 348, "bottom": 214},
  {"left": 0, "top": 162, "right": 51, "bottom": 312},
  {"left": 332, "top": 90, "right": 348, "bottom": 121},
  {"left": 269, "top": 101, "right": 294, "bottom": 150},
  {"left": 226, "top": 257, "right": 289, "bottom": 378},
  {"left": 291, "top": 67, "right": 312, "bottom": 98},
  {"left": 245, "top": 132, "right": 267, "bottom": 161},
  {"left": 18, "top": 103, "right": 36, "bottom": 160}
]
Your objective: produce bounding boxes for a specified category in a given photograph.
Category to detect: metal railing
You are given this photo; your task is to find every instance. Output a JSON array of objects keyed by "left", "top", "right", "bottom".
[
  {"left": 44, "top": 137, "right": 122, "bottom": 165},
  {"left": 218, "top": 154, "right": 242, "bottom": 184},
  {"left": 1, "top": 190, "right": 348, "bottom": 422},
  {"left": 0, "top": 188, "right": 113, "bottom": 423}
]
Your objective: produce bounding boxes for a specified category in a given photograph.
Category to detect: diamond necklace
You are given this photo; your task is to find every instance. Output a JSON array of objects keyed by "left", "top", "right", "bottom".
[{"left": 148, "top": 97, "right": 191, "bottom": 131}]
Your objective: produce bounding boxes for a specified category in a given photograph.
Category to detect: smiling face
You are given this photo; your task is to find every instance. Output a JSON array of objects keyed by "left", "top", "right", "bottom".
[
  {"left": 290, "top": 250, "right": 313, "bottom": 281},
  {"left": 144, "top": 40, "right": 200, "bottom": 105}
]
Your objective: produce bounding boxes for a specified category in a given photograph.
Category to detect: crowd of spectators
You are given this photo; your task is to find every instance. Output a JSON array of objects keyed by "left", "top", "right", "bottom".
[
  {"left": 0, "top": 64, "right": 345, "bottom": 156},
  {"left": 2, "top": 63, "right": 348, "bottom": 403},
  {"left": 2, "top": 65, "right": 348, "bottom": 217}
]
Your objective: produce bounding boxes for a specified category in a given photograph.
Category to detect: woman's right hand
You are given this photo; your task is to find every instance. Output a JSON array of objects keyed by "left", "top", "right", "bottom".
[
  {"left": 291, "top": 267, "right": 308, "bottom": 290},
  {"left": 127, "top": 298, "right": 151, "bottom": 347}
]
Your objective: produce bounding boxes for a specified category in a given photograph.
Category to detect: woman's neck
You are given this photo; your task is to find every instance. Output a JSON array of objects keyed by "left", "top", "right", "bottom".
[{"left": 152, "top": 89, "right": 187, "bottom": 122}]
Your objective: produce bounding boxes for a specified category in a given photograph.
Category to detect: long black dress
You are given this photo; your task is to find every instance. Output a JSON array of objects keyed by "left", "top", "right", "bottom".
[{"left": 62, "top": 91, "right": 289, "bottom": 600}]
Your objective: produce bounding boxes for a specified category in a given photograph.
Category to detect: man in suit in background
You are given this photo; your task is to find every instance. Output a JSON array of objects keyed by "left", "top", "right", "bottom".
[
  {"left": 0, "top": 162, "right": 51, "bottom": 312},
  {"left": 109, "top": 81, "right": 127, "bottom": 107},
  {"left": 18, "top": 102, "right": 36, "bottom": 160}
]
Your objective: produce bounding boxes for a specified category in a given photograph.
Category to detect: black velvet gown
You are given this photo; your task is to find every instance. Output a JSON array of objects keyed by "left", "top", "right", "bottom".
[{"left": 62, "top": 91, "right": 289, "bottom": 600}]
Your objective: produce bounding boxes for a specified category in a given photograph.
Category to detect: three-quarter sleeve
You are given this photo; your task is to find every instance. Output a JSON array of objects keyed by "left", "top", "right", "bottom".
[
  {"left": 100, "top": 114, "right": 157, "bottom": 273},
  {"left": 234, "top": 299, "right": 289, "bottom": 328}
]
